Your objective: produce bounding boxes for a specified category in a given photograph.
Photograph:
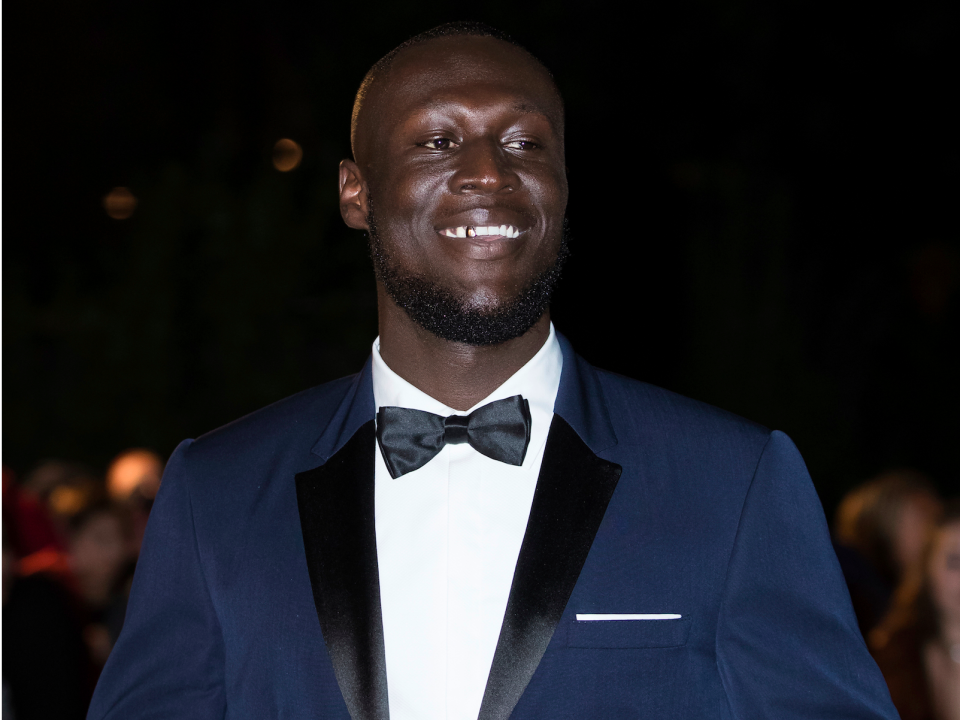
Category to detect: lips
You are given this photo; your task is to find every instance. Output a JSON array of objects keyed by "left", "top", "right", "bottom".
[{"left": 438, "top": 224, "right": 522, "bottom": 239}]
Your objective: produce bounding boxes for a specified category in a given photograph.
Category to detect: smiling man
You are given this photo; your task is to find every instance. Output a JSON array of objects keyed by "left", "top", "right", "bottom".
[{"left": 87, "top": 23, "right": 899, "bottom": 720}]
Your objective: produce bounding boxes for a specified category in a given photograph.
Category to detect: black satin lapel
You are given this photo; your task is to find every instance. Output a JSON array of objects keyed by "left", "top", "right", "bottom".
[
  {"left": 296, "top": 420, "right": 388, "bottom": 720},
  {"left": 478, "top": 415, "right": 622, "bottom": 720}
]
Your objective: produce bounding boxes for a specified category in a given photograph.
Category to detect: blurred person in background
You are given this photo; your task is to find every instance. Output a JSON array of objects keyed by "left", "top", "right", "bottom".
[
  {"left": 834, "top": 469, "right": 943, "bottom": 635},
  {"left": 105, "top": 448, "right": 163, "bottom": 556},
  {"left": 3, "top": 463, "right": 137, "bottom": 718},
  {"left": 871, "top": 500, "right": 960, "bottom": 720},
  {"left": 2, "top": 467, "right": 66, "bottom": 573},
  {"left": 3, "top": 504, "right": 92, "bottom": 720},
  {"left": 66, "top": 502, "right": 136, "bottom": 664},
  {"left": 21, "top": 460, "right": 102, "bottom": 515},
  {"left": 15, "top": 460, "right": 104, "bottom": 579}
]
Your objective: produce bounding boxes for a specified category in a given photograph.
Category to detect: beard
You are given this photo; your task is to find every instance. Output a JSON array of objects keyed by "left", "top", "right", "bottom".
[{"left": 366, "top": 199, "right": 570, "bottom": 346}]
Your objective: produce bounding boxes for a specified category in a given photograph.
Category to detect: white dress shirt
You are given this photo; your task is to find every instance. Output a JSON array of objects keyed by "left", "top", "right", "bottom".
[{"left": 372, "top": 323, "right": 563, "bottom": 720}]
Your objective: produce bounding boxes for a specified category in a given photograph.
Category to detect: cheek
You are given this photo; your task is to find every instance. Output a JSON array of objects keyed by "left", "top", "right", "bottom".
[
  {"left": 375, "top": 170, "right": 444, "bottom": 223},
  {"left": 945, "top": 569, "right": 960, "bottom": 598},
  {"left": 528, "top": 167, "right": 567, "bottom": 214},
  {"left": 930, "top": 565, "right": 960, "bottom": 615}
]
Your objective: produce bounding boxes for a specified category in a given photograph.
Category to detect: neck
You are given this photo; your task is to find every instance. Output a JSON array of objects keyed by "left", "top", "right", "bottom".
[{"left": 377, "top": 293, "right": 551, "bottom": 411}]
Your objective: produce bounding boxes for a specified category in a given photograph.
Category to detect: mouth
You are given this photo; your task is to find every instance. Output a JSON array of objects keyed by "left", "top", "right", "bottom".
[{"left": 438, "top": 224, "right": 522, "bottom": 240}]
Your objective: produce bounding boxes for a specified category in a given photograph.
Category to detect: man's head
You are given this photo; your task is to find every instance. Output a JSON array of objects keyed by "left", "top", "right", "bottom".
[{"left": 339, "top": 23, "right": 569, "bottom": 346}]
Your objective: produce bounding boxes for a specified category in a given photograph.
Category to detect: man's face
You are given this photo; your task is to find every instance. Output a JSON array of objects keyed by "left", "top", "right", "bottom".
[{"left": 345, "top": 36, "right": 569, "bottom": 344}]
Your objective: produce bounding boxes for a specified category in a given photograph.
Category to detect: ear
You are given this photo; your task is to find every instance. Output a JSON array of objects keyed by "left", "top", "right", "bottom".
[{"left": 339, "top": 159, "right": 370, "bottom": 230}]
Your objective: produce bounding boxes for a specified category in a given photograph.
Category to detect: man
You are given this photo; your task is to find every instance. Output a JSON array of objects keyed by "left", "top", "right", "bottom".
[{"left": 87, "top": 23, "right": 898, "bottom": 720}]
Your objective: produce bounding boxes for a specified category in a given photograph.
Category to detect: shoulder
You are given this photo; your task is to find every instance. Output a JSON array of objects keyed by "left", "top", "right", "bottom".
[
  {"left": 172, "top": 373, "right": 359, "bottom": 474},
  {"left": 585, "top": 365, "right": 789, "bottom": 505},
  {"left": 151, "top": 373, "right": 365, "bottom": 526},
  {"left": 594, "top": 367, "right": 771, "bottom": 456}
]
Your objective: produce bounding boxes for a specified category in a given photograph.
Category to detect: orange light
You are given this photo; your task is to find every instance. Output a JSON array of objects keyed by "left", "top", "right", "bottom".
[
  {"left": 48, "top": 485, "right": 88, "bottom": 516},
  {"left": 104, "top": 187, "right": 137, "bottom": 219},
  {"left": 107, "top": 449, "right": 164, "bottom": 502},
  {"left": 273, "top": 138, "right": 303, "bottom": 172}
]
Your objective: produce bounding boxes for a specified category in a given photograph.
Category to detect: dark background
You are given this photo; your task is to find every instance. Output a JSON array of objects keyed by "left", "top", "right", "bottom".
[{"left": 4, "top": 0, "right": 957, "bottom": 516}]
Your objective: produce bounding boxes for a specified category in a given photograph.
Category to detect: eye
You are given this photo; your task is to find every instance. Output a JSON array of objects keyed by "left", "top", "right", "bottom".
[
  {"left": 419, "top": 137, "right": 456, "bottom": 150},
  {"left": 504, "top": 140, "right": 540, "bottom": 151}
]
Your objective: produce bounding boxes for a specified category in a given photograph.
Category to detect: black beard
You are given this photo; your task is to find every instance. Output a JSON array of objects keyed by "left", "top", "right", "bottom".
[{"left": 366, "top": 200, "right": 570, "bottom": 346}]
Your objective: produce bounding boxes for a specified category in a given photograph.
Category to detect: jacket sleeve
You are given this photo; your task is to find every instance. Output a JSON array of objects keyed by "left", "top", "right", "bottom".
[
  {"left": 87, "top": 439, "right": 227, "bottom": 720},
  {"left": 716, "top": 431, "right": 899, "bottom": 720}
]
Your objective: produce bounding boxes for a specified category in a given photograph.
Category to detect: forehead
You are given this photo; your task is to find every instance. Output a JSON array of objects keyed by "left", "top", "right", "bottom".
[{"left": 376, "top": 36, "right": 562, "bottom": 126}]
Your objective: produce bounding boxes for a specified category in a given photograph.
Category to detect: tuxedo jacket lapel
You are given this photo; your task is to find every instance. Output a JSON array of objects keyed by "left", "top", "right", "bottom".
[
  {"left": 296, "top": 361, "right": 388, "bottom": 720},
  {"left": 297, "top": 421, "right": 388, "bottom": 720},
  {"left": 479, "top": 336, "right": 623, "bottom": 720}
]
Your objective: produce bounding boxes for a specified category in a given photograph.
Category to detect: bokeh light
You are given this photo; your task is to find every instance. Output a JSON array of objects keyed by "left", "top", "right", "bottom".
[
  {"left": 103, "top": 187, "right": 137, "bottom": 219},
  {"left": 107, "top": 449, "right": 164, "bottom": 502},
  {"left": 48, "top": 484, "right": 90, "bottom": 516},
  {"left": 272, "top": 138, "right": 303, "bottom": 172}
]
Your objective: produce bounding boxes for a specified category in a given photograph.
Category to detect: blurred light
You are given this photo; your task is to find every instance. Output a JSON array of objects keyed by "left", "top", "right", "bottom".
[
  {"left": 48, "top": 485, "right": 88, "bottom": 516},
  {"left": 273, "top": 138, "right": 303, "bottom": 172},
  {"left": 107, "top": 449, "right": 164, "bottom": 502},
  {"left": 104, "top": 187, "right": 137, "bottom": 219}
]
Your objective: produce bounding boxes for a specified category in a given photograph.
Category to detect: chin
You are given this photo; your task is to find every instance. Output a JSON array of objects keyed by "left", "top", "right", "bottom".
[
  {"left": 382, "top": 270, "right": 552, "bottom": 345},
  {"left": 459, "top": 287, "right": 512, "bottom": 313}
]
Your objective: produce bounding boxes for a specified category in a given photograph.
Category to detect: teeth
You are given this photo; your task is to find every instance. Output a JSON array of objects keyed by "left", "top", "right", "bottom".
[{"left": 442, "top": 225, "right": 521, "bottom": 238}]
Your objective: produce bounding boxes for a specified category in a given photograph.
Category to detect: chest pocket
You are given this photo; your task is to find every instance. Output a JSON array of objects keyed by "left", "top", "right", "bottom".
[{"left": 564, "top": 616, "right": 690, "bottom": 649}]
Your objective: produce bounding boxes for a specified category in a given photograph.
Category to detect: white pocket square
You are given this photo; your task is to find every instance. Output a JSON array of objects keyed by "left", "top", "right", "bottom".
[{"left": 575, "top": 613, "right": 682, "bottom": 621}]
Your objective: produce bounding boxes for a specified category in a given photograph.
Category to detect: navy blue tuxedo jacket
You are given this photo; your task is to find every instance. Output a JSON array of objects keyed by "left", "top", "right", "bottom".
[{"left": 88, "top": 335, "right": 898, "bottom": 719}]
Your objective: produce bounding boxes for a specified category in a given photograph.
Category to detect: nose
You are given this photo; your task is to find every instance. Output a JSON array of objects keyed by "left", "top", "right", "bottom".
[{"left": 448, "top": 139, "right": 517, "bottom": 195}]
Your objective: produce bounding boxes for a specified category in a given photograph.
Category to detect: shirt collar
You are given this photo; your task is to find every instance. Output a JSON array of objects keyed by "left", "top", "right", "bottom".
[{"left": 372, "top": 323, "right": 563, "bottom": 433}]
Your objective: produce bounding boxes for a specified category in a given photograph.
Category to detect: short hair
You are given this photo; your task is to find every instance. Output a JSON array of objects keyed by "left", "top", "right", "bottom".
[
  {"left": 374, "top": 22, "right": 519, "bottom": 73},
  {"left": 350, "top": 22, "right": 558, "bottom": 158}
]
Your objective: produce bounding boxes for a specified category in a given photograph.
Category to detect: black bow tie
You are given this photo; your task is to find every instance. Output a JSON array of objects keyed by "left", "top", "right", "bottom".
[{"left": 375, "top": 395, "right": 532, "bottom": 479}]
